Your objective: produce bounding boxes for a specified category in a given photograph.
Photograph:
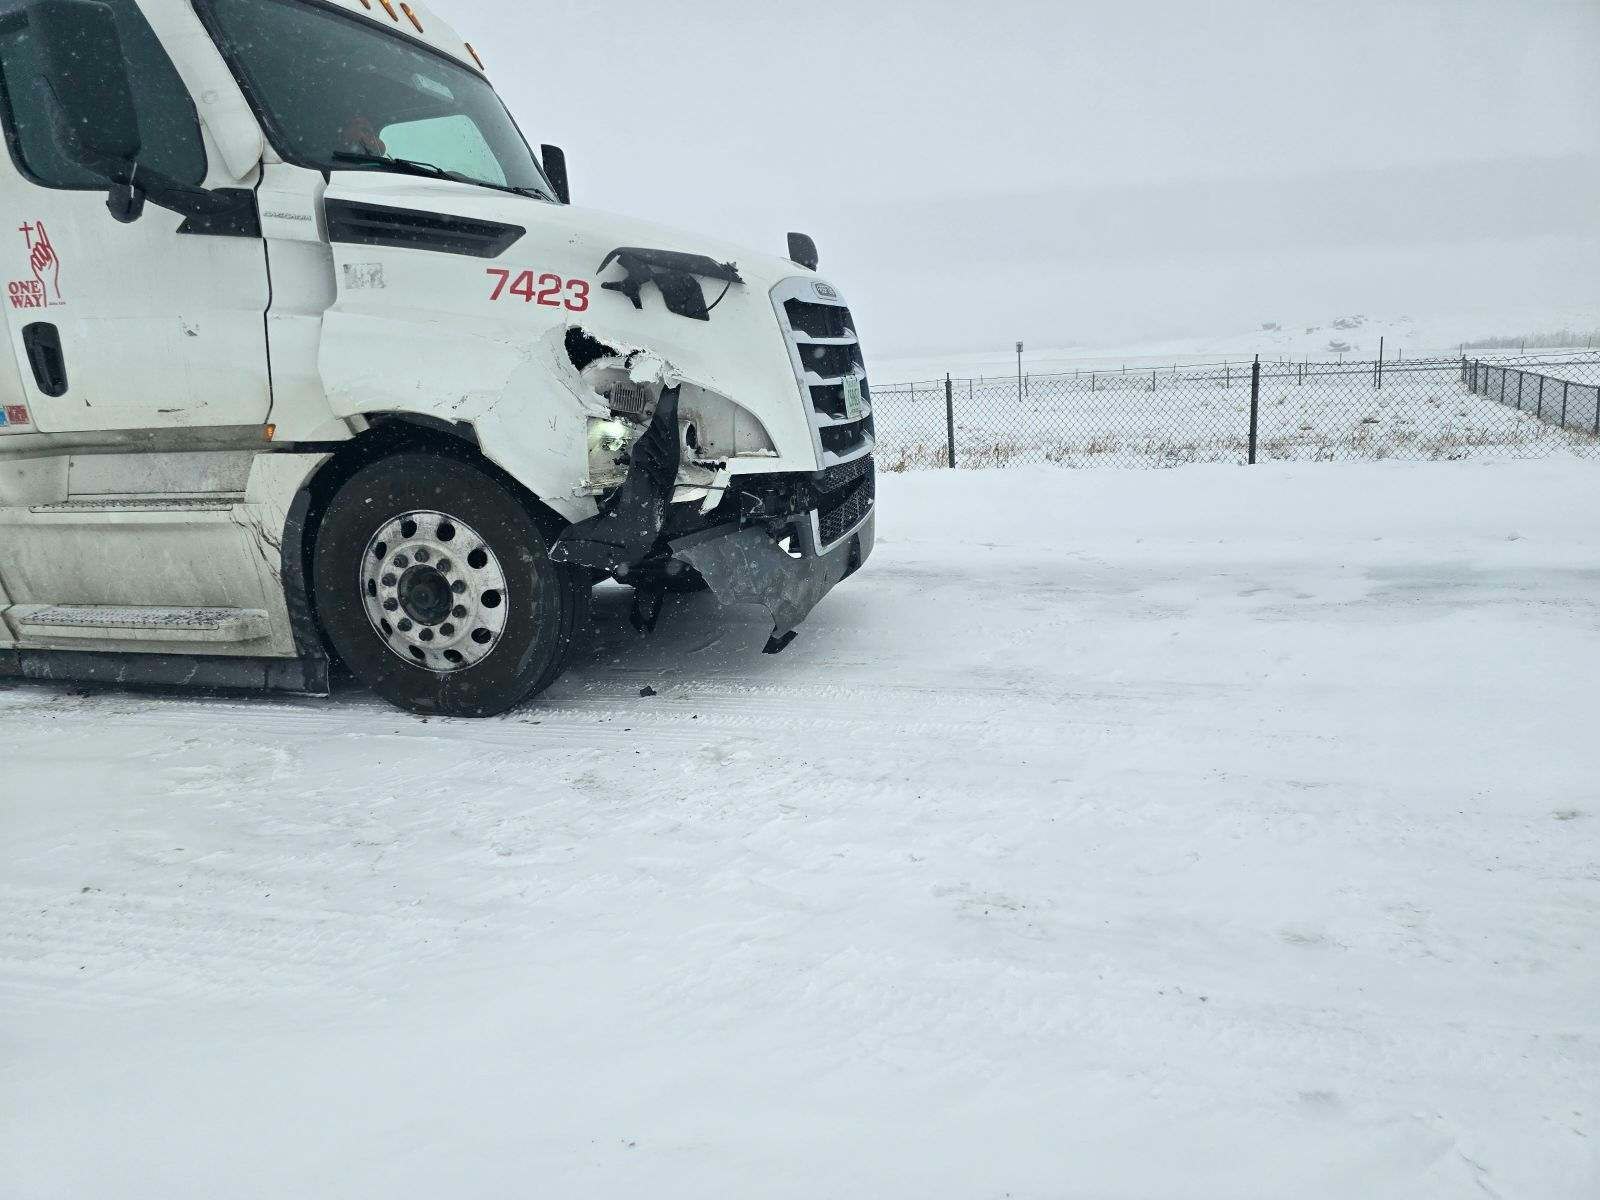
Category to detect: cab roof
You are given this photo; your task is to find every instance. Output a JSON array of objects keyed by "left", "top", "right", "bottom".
[{"left": 318, "top": 0, "right": 486, "bottom": 75}]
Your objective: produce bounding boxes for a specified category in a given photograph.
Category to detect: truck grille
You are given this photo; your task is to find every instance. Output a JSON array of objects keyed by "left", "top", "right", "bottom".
[
  {"left": 773, "top": 281, "right": 876, "bottom": 466},
  {"left": 816, "top": 458, "right": 875, "bottom": 548}
]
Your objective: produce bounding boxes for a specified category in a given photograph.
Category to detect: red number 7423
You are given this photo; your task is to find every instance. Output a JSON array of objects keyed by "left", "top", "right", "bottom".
[{"left": 486, "top": 268, "right": 590, "bottom": 312}]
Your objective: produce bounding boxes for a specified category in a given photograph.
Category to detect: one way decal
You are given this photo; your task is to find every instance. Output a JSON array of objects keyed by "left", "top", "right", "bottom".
[{"left": 8, "top": 220, "right": 63, "bottom": 309}]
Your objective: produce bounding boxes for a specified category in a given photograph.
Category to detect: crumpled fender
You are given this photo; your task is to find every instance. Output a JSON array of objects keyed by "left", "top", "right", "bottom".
[{"left": 319, "top": 316, "right": 697, "bottom": 524}]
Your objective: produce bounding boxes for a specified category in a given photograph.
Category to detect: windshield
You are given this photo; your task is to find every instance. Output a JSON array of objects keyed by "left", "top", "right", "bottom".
[{"left": 204, "top": 0, "right": 550, "bottom": 196}]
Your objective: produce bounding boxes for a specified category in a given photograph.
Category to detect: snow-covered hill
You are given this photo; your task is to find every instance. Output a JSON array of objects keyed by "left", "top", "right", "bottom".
[{"left": 875, "top": 304, "right": 1600, "bottom": 383}]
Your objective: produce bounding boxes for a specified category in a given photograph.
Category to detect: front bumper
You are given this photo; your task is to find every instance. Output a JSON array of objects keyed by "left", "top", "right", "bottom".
[{"left": 670, "top": 507, "right": 874, "bottom": 653}]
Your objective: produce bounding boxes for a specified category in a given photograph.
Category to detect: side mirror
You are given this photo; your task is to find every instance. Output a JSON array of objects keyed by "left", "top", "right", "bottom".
[
  {"left": 787, "top": 232, "right": 819, "bottom": 271},
  {"left": 540, "top": 143, "right": 570, "bottom": 205},
  {"left": 29, "top": 0, "right": 141, "bottom": 171}
]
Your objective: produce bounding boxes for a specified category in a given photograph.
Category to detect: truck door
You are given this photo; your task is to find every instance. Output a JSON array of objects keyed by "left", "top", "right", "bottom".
[{"left": 0, "top": 0, "right": 269, "bottom": 434}]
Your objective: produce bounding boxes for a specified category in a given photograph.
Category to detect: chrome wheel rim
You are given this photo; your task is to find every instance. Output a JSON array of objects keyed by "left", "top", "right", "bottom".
[{"left": 359, "top": 510, "right": 508, "bottom": 673}]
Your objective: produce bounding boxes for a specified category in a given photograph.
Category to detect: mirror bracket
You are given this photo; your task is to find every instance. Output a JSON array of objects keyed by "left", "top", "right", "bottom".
[{"left": 106, "top": 180, "right": 145, "bottom": 224}]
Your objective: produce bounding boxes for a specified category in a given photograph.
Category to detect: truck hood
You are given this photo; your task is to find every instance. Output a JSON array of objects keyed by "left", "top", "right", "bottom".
[{"left": 324, "top": 171, "right": 817, "bottom": 297}]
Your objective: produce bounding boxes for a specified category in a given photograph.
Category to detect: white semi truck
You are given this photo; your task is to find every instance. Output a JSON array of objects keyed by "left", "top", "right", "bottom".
[{"left": 0, "top": 0, "right": 875, "bottom": 716}]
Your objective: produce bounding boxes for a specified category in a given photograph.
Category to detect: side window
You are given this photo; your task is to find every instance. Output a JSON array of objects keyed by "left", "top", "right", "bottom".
[{"left": 0, "top": 0, "right": 206, "bottom": 189}]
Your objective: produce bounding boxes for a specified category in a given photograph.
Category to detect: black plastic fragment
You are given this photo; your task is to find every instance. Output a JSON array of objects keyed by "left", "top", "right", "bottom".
[
  {"left": 630, "top": 590, "right": 666, "bottom": 634},
  {"left": 551, "top": 386, "right": 682, "bottom": 573},
  {"left": 597, "top": 247, "right": 743, "bottom": 321}
]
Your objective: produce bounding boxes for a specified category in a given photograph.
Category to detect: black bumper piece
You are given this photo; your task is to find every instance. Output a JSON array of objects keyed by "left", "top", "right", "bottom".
[{"left": 670, "top": 509, "right": 874, "bottom": 653}]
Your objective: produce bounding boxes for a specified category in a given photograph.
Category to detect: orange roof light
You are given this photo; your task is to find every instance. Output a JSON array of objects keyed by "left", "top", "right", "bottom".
[
  {"left": 376, "top": 0, "right": 399, "bottom": 20},
  {"left": 464, "top": 41, "right": 484, "bottom": 69},
  {"left": 399, "top": 2, "right": 423, "bottom": 31},
  {"left": 263, "top": 423, "right": 276, "bottom": 442},
  {"left": 355, "top": 0, "right": 371, "bottom": 8}
]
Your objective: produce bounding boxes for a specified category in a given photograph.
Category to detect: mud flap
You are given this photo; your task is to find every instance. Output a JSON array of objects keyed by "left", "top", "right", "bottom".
[
  {"left": 670, "top": 514, "right": 873, "bottom": 654},
  {"left": 550, "top": 386, "right": 681, "bottom": 573}
]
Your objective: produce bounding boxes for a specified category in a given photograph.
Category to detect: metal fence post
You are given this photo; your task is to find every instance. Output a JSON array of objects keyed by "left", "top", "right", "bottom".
[
  {"left": 1248, "top": 354, "right": 1261, "bottom": 465},
  {"left": 1537, "top": 373, "right": 1545, "bottom": 420},
  {"left": 1516, "top": 371, "right": 1524, "bottom": 410},
  {"left": 1561, "top": 379, "right": 1569, "bottom": 427},
  {"left": 944, "top": 373, "right": 956, "bottom": 469},
  {"left": 1376, "top": 337, "right": 1384, "bottom": 390}
]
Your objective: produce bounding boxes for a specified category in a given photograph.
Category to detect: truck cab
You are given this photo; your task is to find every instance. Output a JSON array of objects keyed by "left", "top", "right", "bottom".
[{"left": 0, "top": 0, "right": 875, "bottom": 716}]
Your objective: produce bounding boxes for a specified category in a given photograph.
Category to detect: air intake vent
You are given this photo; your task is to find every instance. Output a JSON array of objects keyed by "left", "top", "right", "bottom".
[
  {"left": 325, "top": 200, "right": 524, "bottom": 258},
  {"left": 820, "top": 416, "right": 874, "bottom": 458},
  {"left": 784, "top": 298, "right": 855, "bottom": 339},
  {"left": 795, "top": 341, "right": 863, "bottom": 380},
  {"left": 810, "top": 379, "right": 873, "bottom": 421}
]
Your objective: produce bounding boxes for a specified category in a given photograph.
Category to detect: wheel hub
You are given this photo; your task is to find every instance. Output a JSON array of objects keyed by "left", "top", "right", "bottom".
[
  {"left": 358, "top": 510, "right": 508, "bottom": 673},
  {"left": 396, "top": 564, "right": 453, "bottom": 626}
]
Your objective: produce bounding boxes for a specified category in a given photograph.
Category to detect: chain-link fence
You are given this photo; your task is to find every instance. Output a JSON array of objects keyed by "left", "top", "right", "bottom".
[
  {"left": 871, "top": 351, "right": 1600, "bottom": 471},
  {"left": 1467, "top": 359, "right": 1600, "bottom": 437}
]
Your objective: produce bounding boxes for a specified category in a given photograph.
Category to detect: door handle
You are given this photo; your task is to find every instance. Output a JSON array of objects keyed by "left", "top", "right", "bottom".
[{"left": 21, "top": 322, "right": 68, "bottom": 397}]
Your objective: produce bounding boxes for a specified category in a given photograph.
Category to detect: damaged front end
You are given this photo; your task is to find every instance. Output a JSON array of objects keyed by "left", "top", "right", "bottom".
[{"left": 550, "top": 353, "right": 874, "bottom": 652}]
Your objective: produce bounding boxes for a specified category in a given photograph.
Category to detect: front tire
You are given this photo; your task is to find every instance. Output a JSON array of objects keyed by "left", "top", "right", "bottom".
[{"left": 312, "top": 451, "right": 588, "bottom": 717}]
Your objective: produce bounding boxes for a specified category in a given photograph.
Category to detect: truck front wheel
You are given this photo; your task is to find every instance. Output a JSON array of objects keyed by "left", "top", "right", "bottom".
[{"left": 312, "top": 452, "right": 588, "bottom": 717}]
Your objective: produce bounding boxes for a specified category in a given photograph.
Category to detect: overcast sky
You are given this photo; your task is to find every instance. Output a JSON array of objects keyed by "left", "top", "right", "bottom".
[{"left": 452, "top": 0, "right": 1600, "bottom": 356}]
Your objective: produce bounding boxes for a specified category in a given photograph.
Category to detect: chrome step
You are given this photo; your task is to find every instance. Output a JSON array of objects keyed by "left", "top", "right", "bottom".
[{"left": 18, "top": 605, "right": 270, "bottom": 644}]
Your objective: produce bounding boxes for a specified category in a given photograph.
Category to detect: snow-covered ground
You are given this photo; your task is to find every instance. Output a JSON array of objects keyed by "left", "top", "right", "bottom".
[{"left": 4, "top": 459, "right": 1599, "bottom": 1199}]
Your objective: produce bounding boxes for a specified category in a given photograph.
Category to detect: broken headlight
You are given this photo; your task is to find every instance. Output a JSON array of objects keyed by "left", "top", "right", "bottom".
[{"left": 587, "top": 415, "right": 637, "bottom": 488}]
